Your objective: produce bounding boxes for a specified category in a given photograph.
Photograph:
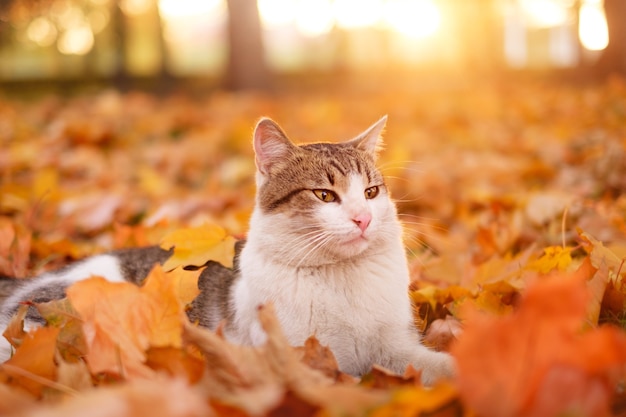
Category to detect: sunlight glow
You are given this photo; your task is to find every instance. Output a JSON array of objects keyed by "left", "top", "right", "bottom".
[
  {"left": 258, "top": 0, "right": 297, "bottom": 26},
  {"left": 334, "top": 0, "right": 382, "bottom": 29},
  {"left": 119, "top": 0, "right": 152, "bottom": 16},
  {"left": 295, "top": 0, "right": 334, "bottom": 37},
  {"left": 158, "top": 0, "right": 222, "bottom": 19},
  {"left": 384, "top": 0, "right": 441, "bottom": 39},
  {"left": 520, "top": 0, "right": 571, "bottom": 28},
  {"left": 579, "top": 0, "right": 609, "bottom": 51},
  {"left": 57, "top": 24, "right": 94, "bottom": 55}
]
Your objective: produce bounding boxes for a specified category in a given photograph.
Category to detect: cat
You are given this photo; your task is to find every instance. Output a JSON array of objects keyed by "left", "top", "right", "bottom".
[{"left": 0, "top": 116, "right": 455, "bottom": 385}]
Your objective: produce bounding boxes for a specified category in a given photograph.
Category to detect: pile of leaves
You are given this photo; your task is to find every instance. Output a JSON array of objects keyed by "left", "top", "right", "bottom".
[{"left": 0, "top": 77, "right": 625, "bottom": 416}]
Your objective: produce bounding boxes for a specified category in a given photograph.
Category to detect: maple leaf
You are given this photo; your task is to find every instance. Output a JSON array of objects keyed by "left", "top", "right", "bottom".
[
  {"left": 65, "top": 268, "right": 192, "bottom": 379},
  {"left": 0, "top": 217, "right": 31, "bottom": 277},
  {"left": 369, "top": 383, "right": 459, "bottom": 417},
  {"left": 2, "top": 304, "right": 29, "bottom": 350},
  {"left": 0, "top": 327, "right": 60, "bottom": 397},
  {"left": 160, "top": 223, "right": 236, "bottom": 270},
  {"left": 452, "top": 272, "right": 626, "bottom": 417},
  {"left": 66, "top": 277, "right": 154, "bottom": 379},
  {"left": 526, "top": 246, "right": 573, "bottom": 274},
  {"left": 35, "top": 298, "right": 87, "bottom": 361}
]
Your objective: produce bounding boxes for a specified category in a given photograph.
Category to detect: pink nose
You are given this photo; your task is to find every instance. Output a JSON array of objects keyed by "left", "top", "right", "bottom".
[{"left": 353, "top": 213, "right": 372, "bottom": 232}]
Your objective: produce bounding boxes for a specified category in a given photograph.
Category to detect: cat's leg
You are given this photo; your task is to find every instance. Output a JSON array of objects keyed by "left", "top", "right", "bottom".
[{"left": 380, "top": 329, "right": 456, "bottom": 385}]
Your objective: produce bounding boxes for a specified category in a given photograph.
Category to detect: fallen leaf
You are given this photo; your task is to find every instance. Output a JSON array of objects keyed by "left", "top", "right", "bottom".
[
  {"left": 2, "top": 304, "right": 29, "bottom": 350},
  {"left": 0, "top": 327, "right": 60, "bottom": 397},
  {"left": 423, "top": 315, "right": 463, "bottom": 352},
  {"left": 26, "top": 377, "right": 212, "bottom": 417},
  {"left": 452, "top": 273, "right": 626, "bottom": 417},
  {"left": 526, "top": 246, "right": 573, "bottom": 274},
  {"left": 160, "top": 223, "right": 236, "bottom": 270},
  {"left": 66, "top": 277, "right": 156, "bottom": 379}
]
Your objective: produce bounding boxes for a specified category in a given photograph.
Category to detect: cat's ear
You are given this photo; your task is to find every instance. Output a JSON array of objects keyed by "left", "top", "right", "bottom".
[
  {"left": 253, "top": 118, "right": 295, "bottom": 175},
  {"left": 347, "top": 115, "right": 387, "bottom": 158}
]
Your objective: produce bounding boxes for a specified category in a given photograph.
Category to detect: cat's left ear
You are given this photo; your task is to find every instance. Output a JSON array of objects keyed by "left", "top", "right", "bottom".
[
  {"left": 253, "top": 118, "right": 295, "bottom": 175},
  {"left": 347, "top": 115, "right": 387, "bottom": 158}
]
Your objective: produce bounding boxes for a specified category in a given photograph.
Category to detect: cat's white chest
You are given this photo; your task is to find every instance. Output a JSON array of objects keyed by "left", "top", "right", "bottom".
[{"left": 230, "top": 239, "right": 414, "bottom": 374}]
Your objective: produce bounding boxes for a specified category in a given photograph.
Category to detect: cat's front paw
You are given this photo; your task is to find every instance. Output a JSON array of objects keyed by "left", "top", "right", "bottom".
[{"left": 419, "top": 351, "right": 456, "bottom": 386}]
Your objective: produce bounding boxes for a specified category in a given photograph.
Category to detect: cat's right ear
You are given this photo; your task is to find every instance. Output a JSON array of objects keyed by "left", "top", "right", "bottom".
[{"left": 253, "top": 118, "right": 294, "bottom": 175}]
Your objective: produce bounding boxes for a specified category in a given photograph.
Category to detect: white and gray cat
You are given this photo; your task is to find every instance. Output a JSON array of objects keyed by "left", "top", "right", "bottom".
[{"left": 0, "top": 116, "right": 454, "bottom": 384}]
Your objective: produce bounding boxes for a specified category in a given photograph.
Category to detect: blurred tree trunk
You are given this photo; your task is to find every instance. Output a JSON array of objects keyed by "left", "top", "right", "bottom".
[
  {"left": 111, "top": 2, "right": 130, "bottom": 89},
  {"left": 224, "top": 0, "right": 271, "bottom": 91},
  {"left": 596, "top": 0, "right": 626, "bottom": 76},
  {"left": 447, "top": 0, "right": 504, "bottom": 75}
]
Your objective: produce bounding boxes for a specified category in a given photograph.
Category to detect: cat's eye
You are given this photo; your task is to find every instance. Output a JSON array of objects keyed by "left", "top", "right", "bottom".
[
  {"left": 364, "top": 186, "right": 379, "bottom": 199},
  {"left": 313, "top": 189, "right": 337, "bottom": 203}
]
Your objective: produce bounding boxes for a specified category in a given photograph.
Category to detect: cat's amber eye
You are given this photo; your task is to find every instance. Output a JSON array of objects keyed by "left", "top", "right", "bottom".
[
  {"left": 313, "top": 189, "right": 337, "bottom": 203},
  {"left": 364, "top": 186, "right": 379, "bottom": 199}
]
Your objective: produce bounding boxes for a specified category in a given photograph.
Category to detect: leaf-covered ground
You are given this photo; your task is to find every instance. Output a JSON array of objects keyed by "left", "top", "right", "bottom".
[{"left": 1, "top": 78, "right": 626, "bottom": 416}]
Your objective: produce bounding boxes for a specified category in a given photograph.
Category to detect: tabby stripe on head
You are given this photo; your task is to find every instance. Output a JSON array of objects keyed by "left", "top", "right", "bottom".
[
  {"left": 267, "top": 188, "right": 307, "bottom": 211},
  {"left": 329, "top": 160, "right": 348, "bottom": 177}
]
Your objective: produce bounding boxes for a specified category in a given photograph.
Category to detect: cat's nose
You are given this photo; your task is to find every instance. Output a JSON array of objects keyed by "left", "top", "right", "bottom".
[{"left": 353, "top": 213, "right": 371, "bottom": 232}]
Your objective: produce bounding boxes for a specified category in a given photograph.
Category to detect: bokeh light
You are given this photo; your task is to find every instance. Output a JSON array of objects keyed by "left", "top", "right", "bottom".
[
  {"left": 58, "top": 24, "right": 94, "bottom": 55},
  {"left": 579, "top": 0, "right": 609, "bottom": 51},
  {"left": 384, "top": 0, "right": 441, "bottom": 39},
  {"left": 27, "top": 17, "right": 58, "bottom": 47}
]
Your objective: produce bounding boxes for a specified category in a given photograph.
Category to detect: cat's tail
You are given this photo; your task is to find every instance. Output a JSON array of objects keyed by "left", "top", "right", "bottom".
[{"left": 0, "top": 276, "right": 22, "bottom": 304}]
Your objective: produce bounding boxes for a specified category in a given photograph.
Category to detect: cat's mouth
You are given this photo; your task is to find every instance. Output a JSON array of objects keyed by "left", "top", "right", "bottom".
[{"left": 343, "top": 232, "right": 369, "bottom": 248}]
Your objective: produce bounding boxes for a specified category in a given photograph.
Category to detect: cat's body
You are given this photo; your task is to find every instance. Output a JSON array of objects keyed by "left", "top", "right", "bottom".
[{"left": 0, "top": 117, "right": 454, "bottom": 384}]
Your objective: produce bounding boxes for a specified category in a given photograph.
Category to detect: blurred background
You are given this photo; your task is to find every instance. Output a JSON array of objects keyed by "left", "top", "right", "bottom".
[
  {"left": 1, "top": 0, "right": 625, "bottom": 280},
  {"left": 1, "top": 0, "right": 625, "bottom": 93}
]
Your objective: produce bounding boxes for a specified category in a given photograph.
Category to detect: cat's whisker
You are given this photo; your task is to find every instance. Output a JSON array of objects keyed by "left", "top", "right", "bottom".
[{"left": 292, "top": 232, "right": 336, "bottom": 269}]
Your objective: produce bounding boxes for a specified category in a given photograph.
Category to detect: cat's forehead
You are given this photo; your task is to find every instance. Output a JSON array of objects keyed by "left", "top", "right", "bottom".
[{"left": 297, "top": 142, "right": 380, "bottom": 184}]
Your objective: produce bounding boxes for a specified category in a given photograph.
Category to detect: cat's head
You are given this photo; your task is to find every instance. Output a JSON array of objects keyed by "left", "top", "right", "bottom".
[{"left": 250, "top": 116, "right": 401, "bottom": 266}]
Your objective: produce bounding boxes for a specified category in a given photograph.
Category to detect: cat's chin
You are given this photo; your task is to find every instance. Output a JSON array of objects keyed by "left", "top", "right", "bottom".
[{"left": 335, "top": 235, "right": 370, "bottom": 258}]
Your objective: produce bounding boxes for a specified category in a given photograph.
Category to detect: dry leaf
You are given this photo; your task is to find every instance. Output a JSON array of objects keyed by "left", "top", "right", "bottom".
[
  {"left": 0, "top": 327, "right": 60, "bottom": 397},
  {"left": 452, "top": 273, "right": 626, "bottom": 417},
  {"left": 160, "top": 223, "right": 236, "bottom": 270}
]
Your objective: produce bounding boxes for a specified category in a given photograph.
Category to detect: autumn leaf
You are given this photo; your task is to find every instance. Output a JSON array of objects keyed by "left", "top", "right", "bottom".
[
  {"left": 0, "top": 217, "right": 31, "bottom": 277},
  {"left": 35, "top": 298, "right": 87, "bottom": 361},
  {"left": 2, "top": 304, "right": 29, "bottom": 350},
  {"left": 66, "top": 277, "right": 155, "bottom": 379},
  {"left": 160, "top": 223, "right": 236, "bottom": 270},
  {"left": 423, "top": 315, "right": 463, "bottom": 352},
  {"left": 452, "top": 273, "right": 626, "bottom": 417},
  {"left": 369, "top": 383, "right": 459, "bottom": 417},
  {"left": 0, "top": 327, "right": 60, "bottom": 397},
  {"left": 526, "top": 246, "right": 574, "bottom": 273},
  {"left": 580, "top": 231, "right": 625, "bottom": 276},
  {"left": 140, "top": 265, "right": 189, "bottom": 348},
  {"left": 22, "top": 377, "right": 211, "bottom": 417}
]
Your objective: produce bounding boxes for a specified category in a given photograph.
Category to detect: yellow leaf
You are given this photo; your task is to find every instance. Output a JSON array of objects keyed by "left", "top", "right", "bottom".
[
  {"left": 369, "top": 383, "right": 458, "bottom": 417},
  {"left": 32, "top": 167, "right": 59, "bottom": 201},
  {"left": 160, "top": 223, "right": 236, "bottom": 270},
  {"left": 140, "top": 266, "right": 186, "bottom": 348},
  {"left": 164, "top": 267, "right": 201, "bottom": 307},
  {"left": 137, "top": 166, "right": 165, "bottom": 196},
  {"left": 526, "top": 246, "right": 573, "bottom": 274}
]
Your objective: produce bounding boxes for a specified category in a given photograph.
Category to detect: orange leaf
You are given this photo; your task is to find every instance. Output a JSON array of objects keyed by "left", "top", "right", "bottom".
[
  {"left": 2, "top": 304, "right": 29, "bottom": 350},
  {"left": 452, "top": 273, "right": 626, "bottom": 417},
  {"left": 66, "top": 277, "right": 155, "bottom": 379},
  {"left": 140, "top": 266, "right": 187, "bottom": 348},
  {"left": 0, "top": 327, "right": 60, "bottom": 397},
  {"left": 66, "top": 269, "right": 189, "bottom": 379}
]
